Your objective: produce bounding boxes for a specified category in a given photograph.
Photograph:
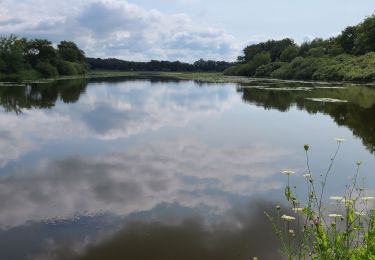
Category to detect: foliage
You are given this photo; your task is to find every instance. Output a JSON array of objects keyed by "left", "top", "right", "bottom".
[
  {"left": 255, "top": 62, "right": 287, "bottom": 77},
  {"left": 280, "top": 46, "right": 300, "bottom": 62},
  {"left": 35, "top": 61, "right": 58, "bottom": 78},
  {"left": 0, "top": 35, "right": 87, "bottom": 80},
  {"left": 57, "top": 60, "right": 78, "bottom": 75},
  {"left": 57, "top": 41, "right": 85, "bottom": 63},
  {"left": 86, "top": 57, "right": 235, "bottom": 72},
  {"left": 0, "top": 35, "right": 25, "bottom": 73},
  {"left": 267, "top": 140, "right": 375, "bottom": 259},
  {"left": 227, "top": 14, "right": 375, "bottom": 82},
  {"left": 239, "top": 38, "right": 296, "bottom": 62}
]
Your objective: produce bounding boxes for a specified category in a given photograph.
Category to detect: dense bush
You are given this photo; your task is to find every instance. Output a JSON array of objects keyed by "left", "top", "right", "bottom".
[
  {"left": 227, "top": 14, "right": 375, "bottom": 82},
  {"left": 255, "top": 62, "right": 287, "bottom": 77},
  {"left": 280, "top": 45, "right": 299, "bottom": 62},
  {"left": 57, "top": 60, "right": 78, "bottom": 75},
  {"left": 35, "top": 62, "right": 58, "bottom": 78},
  {"left": 0, "top": 36, "right": 87, "bottom": 80}
]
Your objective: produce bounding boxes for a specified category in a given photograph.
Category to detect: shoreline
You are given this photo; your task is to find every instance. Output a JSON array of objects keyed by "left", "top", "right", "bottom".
[{"left": 1, "top": 71, "right": 375, "bottom": 87}]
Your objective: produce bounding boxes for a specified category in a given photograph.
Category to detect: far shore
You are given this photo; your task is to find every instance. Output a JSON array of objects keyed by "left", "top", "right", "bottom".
[{"left": 1, "top": 71, "right": 375, "bottom": 87}]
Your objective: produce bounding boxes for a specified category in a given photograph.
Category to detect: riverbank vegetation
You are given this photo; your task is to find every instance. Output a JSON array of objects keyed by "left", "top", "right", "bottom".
[
  {"left": 268, "top": 141, "right": 375, "bottom": 259},
  {"left": 225, "top": 15, "right": 375, "bottom": 83},
  {"left": 86, "top": 58, "right": 235, "bottom": 72},
  {"left": 0, "top": 35, "right": 87, "bottom": 81}
]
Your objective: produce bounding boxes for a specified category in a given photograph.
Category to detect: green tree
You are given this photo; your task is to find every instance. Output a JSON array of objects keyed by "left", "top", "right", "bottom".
[
  {"left": 24, "top": 39, "right": 56, "bottom": 67},
  {"left": 337, "top": 26, "right": 357, "bottom": 53},
  {"left": 280, "top": 45, "right": 299, "bottom": 62},
  {"left": 57, "top": 41, "right": 85, "bottom": 63},
  {"left": 354, "top": 16, "right": 375, "bottom": 54},
  {"left": 0, "top": 35, "right": 25, "bottom": 73}
]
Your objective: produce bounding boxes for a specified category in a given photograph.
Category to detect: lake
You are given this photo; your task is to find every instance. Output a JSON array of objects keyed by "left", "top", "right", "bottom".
[{"left": 0, "top": 77, "right": 374, "bottom": 259}]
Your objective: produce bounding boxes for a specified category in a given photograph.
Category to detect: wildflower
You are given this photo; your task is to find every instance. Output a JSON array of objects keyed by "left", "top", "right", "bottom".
[
  {"left": 304, "top": 144, "right": 309, "bottom": 151},
  {"left": 281, "top": 214, "right": 295, "bottom": 221},
  {"left": 289, "top": 229, "right": 295, "bottom": 236},
  {"left": 361, "top": 197, "right": 375, "bottom": 201},
  {"left": 329, "top": 214, "right": 343, "bottom": 218},
  {"left": 276, "top": 205, "right": 281, "bottom": 210},
  {"left": 292, "top": 207, "right": 304, "bottom": 213},
  {"left": 329, "top": 196, "right": 344, "bottom": 202},
  {"left": 282, "top": 170, "right": 295, "bottom": 176},
  {"left": 335, "top": 138, "right": 345, "bottom": 143},
  {"left": 342, "top": 199, "right": 353, "bottom": 206},
  {"left": 303, "top": 173, "right": 311, "bottom": 179},
  {"left": 356, "top": 161, "right": 362, "bottom": 166}
]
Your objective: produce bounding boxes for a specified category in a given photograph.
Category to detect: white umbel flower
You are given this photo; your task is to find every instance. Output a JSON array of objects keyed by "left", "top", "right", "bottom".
[
  {"left": 292, "top": 207, "right": 304, "bottom": 213},
  {"left": 335, "top": 138, "right": 345, "bottom": 143},
  {"left": 329, "top": 214, "right": 343, "bottom": 218},
  {"left": 281, "top": 215, "right": 295, "bottom": 221},
  {"left": 329, "top": 196, "right": 344, "bottom": 201},
  {"left": 361, "top": 197, "right": 375, "bottom": 201},
  {"left": 282, "top": 170, "right": 295, "bottom": 176}
]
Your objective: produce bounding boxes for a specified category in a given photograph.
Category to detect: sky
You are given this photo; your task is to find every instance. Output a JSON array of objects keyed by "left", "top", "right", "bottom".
[{"left": 0, "top": 0, "right": 375, "bottom": 62}]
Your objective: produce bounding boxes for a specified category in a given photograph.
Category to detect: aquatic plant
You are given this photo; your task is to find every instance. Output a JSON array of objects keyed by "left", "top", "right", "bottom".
[{"left": 266, "top": 138, "right": 375, "bottom": 259}]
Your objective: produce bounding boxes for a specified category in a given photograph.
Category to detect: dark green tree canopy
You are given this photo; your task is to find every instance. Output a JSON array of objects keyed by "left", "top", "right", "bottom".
[
  {"left": 57, "top": 41, "right": 85, "bottom": 62},
  {"left": 0, "top": 35, "right": 87, "bottom": 80}
]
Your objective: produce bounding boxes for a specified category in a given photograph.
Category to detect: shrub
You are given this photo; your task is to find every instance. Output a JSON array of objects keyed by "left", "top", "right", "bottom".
[
  {"left": 57, "top": 60, "right": 78, "bottom": 75},
  {"left": 235, "top": 64, "right": 254, "bottom": 76},
  {"left": 271, "top": 63, "right": 293, "bottom": 79},
  {"left": 309, "top": 47, "right": 326, "bottom": 57},
  {"left": 280, "top": 46, "right": 299, "bottom": 62},
  {"left": 0, "top": 58, "right": 5, "bottom": 72},
  {"left": 73, "top": 63, "right": 86, "bottom": 75},
  {"left": 35, "top": 61, "right": 58, "bottom": 78},
  {"left": 255, "top": 62, "right": 287, "bottom": 77}
]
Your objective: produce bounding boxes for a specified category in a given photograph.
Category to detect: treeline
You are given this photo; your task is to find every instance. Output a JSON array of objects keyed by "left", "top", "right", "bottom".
[
  {"left": 0, "top": 35, "right": 87, "bottom": 80},
  {"left": 86, "top": 58, "right": 235, "bottom": 72},
  {"left": 225, "top": 15, "right": 375, "bottom": 82}
]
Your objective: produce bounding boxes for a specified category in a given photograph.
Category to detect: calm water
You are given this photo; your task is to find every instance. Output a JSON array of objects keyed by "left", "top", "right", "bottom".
[{"left": 0, "top": 78, "right": 374, "bottom": 259}]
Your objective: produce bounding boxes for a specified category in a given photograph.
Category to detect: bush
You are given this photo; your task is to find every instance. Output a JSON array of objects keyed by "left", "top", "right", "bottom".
[
  {"left": 73, "top": 63, "right": 86, "bottom": 75},
  {"left": 255, "top": 62, "right": 287, "bottom": 77},
  {"left": 271, "top": 63, "right": 293, "bottom": 79},
  {"left": 57, "top": 60, "right": 78, "bottom": 75},
  {"left": 0, "top": 58, "right": 5, "bottom": 72},
  {"left": 234, "top": 64, "right": 254, "bottom": 76},
  {"left": 309, "top": 47, "right": 326, "bottom": 57},
  {"left": 280, "top": 45, "right": 299, "bottom": 62},
  {"left": 251, "top": 51, "right": 271, "bottom": 67},
  {"left": 35, "top": 62, "right": 58, "bottom": 78},
  {"left": 223, "top": 65, "right": 239, "bottom": 75}
]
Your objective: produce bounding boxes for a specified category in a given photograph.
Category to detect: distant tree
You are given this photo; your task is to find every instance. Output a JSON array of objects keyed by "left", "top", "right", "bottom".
[
  {"left": 57, "top": 41, "right": 85, "bottom": 63},
  {"left": 354, "top": 16, "right": 375, "bottom": 54},
  {"left": 24, "top": 39, "right": 56, "bottom": 67},
  {"left": 242, "top": 38, "right": 295, "bottom": 63},
  {"left": 338, "top": 26, "right": 357, "bottom": 54},
  {"left": 35, "top": 61, "right": 58, "bottom": 78},
  {"left": 0, "top": 35, "right": 25, "bottom": 73},
  {"left": 280, "top": 45, "right": 299, "bottom": 62},
  {"left": 309, "top": 47, "right": 325, "bottom": 57}
]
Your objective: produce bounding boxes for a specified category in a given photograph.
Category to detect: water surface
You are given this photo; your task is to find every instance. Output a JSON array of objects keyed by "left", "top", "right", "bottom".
[{"left": 0, "top": 78, "right": 374, "bottom": 259}]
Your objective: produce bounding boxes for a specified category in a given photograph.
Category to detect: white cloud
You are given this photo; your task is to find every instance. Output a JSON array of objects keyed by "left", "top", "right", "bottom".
[
  {"left": 0, "top": 0, "right": 239, "bottom": 62},
  {"left": 0, "top": 138, "right": 289, "bottom": 228},
  {"left": 0, "top": 80, "right": 237, "bottom": 166}
]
